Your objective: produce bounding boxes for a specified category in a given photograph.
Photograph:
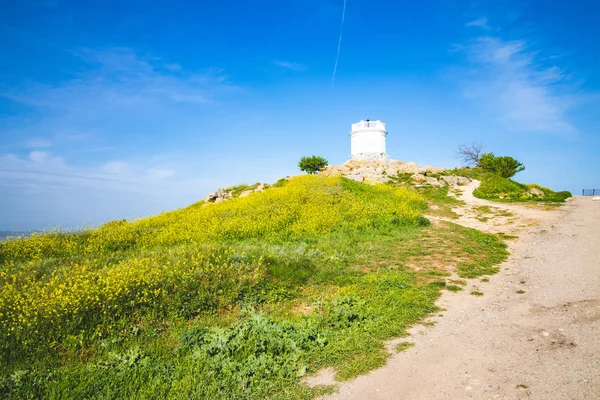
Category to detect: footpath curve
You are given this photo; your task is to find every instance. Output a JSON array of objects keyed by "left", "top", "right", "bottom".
[{"left": 325, "top": 182, "right": 600, "bottom": 399}]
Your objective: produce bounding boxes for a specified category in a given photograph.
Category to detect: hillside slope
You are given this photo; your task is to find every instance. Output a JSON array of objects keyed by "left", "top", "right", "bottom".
[{"left": 0, "top": 175, "right": 508, "bottom": 399}]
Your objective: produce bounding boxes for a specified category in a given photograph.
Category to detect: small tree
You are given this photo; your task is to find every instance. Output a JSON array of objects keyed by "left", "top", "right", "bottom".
[
  {"left": 457, "top": 141, "right": 485, "bottom": 167},
  {"left": 479, "top": 152, "right": 525, "bottom": 178},
  {"left": 298, "top": 156, "right": 328, "bottom": 174}
]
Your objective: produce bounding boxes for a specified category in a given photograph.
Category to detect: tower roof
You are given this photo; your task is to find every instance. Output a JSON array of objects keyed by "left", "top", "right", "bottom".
[{"left": 351, "top": 120, "right": 387, "bottom": 132}]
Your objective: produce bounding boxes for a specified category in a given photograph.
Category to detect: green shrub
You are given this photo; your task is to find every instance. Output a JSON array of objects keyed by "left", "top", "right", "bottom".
[
  {"left": 298, "top": 156, "right": 328, "bottom": 174},
  {"left": 479, "top": 153, "right": 525, "bottom": 178}
]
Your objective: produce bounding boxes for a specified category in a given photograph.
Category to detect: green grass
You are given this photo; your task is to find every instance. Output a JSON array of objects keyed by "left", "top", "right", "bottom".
[
  {"left": 225, "top": 182, "right": 263, "bottom": 197},
  {"left": 446, "top": 285, "right": 463, "bottom": 292},
  {"left": 0, "top": 176, "right": 508, "bottom": 399},
  {"left": 496, "top": 233, "right": 518, "bottom": 240},
  {"left": 451, "top": 168, "right": 571, "bottom": 203},
  {"left": 388, "top": 174, "right": 464, "bottom": 219},
  {"left": 395, "top": 341, "right": 415, "bottom": 352}
]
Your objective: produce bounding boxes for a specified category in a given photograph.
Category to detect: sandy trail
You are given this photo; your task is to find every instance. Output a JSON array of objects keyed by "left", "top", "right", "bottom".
[{"left": 324, "top": 183, "right": 600, "bottom": 399}]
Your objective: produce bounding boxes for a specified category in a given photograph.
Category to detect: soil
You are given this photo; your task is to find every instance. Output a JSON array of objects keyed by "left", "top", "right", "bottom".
[{"left": 320, "top": 181, "right": 600, "bottom": 399}]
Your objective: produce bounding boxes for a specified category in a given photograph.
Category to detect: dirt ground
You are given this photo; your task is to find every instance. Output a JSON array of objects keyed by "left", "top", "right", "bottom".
[{"left": 323, "top": 182, "right": 600, "bottom": 399}]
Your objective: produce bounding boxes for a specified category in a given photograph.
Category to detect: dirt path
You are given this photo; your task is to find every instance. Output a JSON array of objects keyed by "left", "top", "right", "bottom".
[{"left": 324, "top": 185, "right": 600, "bottom": 399}]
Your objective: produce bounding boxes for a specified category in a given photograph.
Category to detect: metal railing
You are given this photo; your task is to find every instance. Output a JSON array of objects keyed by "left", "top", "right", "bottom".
[
  {"left": 582, "top": 189, "right": 600, "bottom": 196},
  {"left": 351, "top": 120, "right": 386, "bottom": 130}
]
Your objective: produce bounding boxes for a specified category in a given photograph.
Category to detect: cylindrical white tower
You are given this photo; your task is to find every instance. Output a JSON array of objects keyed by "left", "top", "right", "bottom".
[{"left": 349, "top": 120, "right": 388, "bottom": 161}]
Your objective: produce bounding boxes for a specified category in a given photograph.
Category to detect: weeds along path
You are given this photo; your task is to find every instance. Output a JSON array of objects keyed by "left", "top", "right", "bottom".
[
  {"left": 325, "top": 189, "right": 600, "bottom": 399},
  {"left": 438, "top": 179, "right": 559, "bottom": 236}
]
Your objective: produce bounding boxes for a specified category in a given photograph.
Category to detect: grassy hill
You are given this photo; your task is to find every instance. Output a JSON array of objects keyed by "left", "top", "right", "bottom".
[
  {"left": 451, "top": 168, "right": 572, "bottom": 203},
  {"left": 0, "top": 175, "right": 507, "bottom": 399}
]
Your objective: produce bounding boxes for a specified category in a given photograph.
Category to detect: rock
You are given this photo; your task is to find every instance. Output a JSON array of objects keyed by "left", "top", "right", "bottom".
[
  {"left": 426, "top": 177, "right": 443, "bottom": 186},
  {"left": 424, "top": 165, "right": 446, "bottom": 174},
  {"left": 440, "top": 176, "right": 459, "bottom": 186},
  {"left": 204, "top": 192, "right": 218, "bottom": 202},
  {"left": 386, "top": 166, "right": 400, "bottom": 177},
  {"left": 592, "top": 196, "right": 600, "bottom": 201},
  {"left": 457, "top": 176, "right": 471, "bottom": 186},
  {"left": 255, "top": 184, "right": 266, "bottom": 192},
  {"left": 439, "top": 176, "right": 470, "bottom": 186},
  {"left": 319, "top": 159, "right": 445, "bottom": 187},
  {"left": 400, "top": 162, "right": 420, "bottom": 174},
  {"left": 239, "top": 190, "right": 253, "bottom": 197},
  {"left": 366, "top": 175, "right": 390, "bottom": 184},
  {"left": 411, "top": 173, "right": 427, "bottom": 182},
  {"left": 204, "top": 187, "right": 233, "bottom": 203},
  {"left": 214, "top": 188, "right": 232, "bottom": 199},
  {"left": 528, "top": 187, "right": 544, "bottom": 196}
]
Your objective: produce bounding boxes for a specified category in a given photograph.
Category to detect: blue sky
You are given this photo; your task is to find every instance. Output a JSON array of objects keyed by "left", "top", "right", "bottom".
[{"left": 1, "top": 0, "right": 599, "bottom": 231}]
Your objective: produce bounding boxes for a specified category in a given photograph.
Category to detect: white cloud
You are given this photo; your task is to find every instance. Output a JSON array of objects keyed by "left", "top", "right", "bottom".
[
  {"left": 29, "top": 151, "right": 48, "bottom": 163},
  {"left": 0, "top": 152, "right": 186, "bottom": 196},
  {"left": 274, "top": 61, "right": 308, "bottom": 71},
  {"left": 147, "top": 168, "right": 175, "bottom": 180},
  {"left": 466, "top": 17, "right": 491, "bottom": 30},
  {"left": 27, "top": 150, "right": 66, "bottom": 167},
  {"left": 102, "top": 161, "right": 129, "bottom": 175},
  {"left": 457, "top": 36, "right": 579, "bottom": 133},
  {"left": 0, "top": 47, "right": 245, "bottom": 230},
  {"left": 0, "top": 151, "right": 222, "bottom": 230},
  {"left": 1, "top": 47, "right": 238, "bottom": 111}
]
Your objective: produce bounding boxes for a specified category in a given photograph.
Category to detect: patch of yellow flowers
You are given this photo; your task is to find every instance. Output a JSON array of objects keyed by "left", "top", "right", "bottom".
[{"left": 0, "top": 175, "right": 425, "bottom": 350}]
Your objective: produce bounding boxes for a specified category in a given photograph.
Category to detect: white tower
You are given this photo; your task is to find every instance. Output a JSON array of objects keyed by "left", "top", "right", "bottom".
[{"left": 349, "top": 120, "right": 389, "bottom": 161}]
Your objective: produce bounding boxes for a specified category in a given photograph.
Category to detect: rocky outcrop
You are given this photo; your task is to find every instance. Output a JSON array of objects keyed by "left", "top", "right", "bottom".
[
  {"left": 204, "top": 183, "right": 267, "bottom": 204},
  {"left": 320, "top": 159, "right": 473, "bottom": 188},
  {"left": 204, "top": 188, "right": 232, "bottom": 203},
  {"left": 321, "top": 159, "right": 447, "bottom": 184},
  {"left": 440, "top": 175, "right": 471, "bottom": 186},
  {"left": 527, "top": 187, "right": 545, "bottom": 197}
]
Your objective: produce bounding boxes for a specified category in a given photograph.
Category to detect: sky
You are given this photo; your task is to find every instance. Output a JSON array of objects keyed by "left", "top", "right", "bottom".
[{"left": 1, "top": 0, "right": 599, "bottom": 231}]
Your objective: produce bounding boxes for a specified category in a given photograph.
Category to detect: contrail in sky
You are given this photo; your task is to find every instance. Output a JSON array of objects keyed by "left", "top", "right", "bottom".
[{"left": 331, "top": 0, "right": 347, "bottom": 87}]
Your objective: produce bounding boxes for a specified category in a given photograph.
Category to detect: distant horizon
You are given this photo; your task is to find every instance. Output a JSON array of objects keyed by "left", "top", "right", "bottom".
[
  {"left": 2, "top": 0, "right": 599, "bottom": 231},
  {"left": 1, "top": 161, "right": 595, "bottom": 233},
  {"left": 0, "top": 153, "right": 596, "bottom": 232}
]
